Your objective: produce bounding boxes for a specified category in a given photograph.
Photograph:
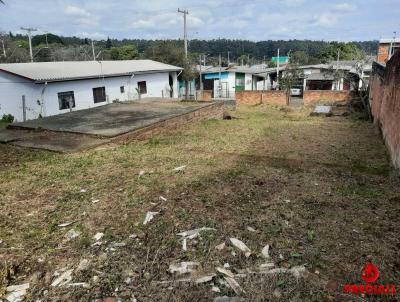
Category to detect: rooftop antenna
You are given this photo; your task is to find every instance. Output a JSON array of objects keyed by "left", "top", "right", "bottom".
[{"left": 21, "top": 27, "right": 37, "bottom": 62}]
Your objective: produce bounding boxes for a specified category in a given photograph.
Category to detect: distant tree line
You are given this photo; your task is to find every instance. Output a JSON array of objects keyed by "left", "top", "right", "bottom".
[{"left": 0, "top": 32, "right": 378, "bottom": 81}]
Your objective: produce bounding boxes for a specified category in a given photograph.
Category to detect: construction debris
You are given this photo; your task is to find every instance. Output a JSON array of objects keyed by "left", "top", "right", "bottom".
[
  {"left": 91, "top": 199, "right": 100, "bottom": 204},
  {"left": 51, "top": 269, "right": 73, "bottom": 287},
  {"left": 177, "top": 227, "right": 216, "bottom": 239},
  {"left": 261, "top": 244, "right": 270, "bottom": 259},
  {"left": 216, "top": 267, "right": 235, "bottom": 278},
  {"left": 143, "top": 211, "right": 159, "bottom": 225},
  {"left": 246, "top": 226, "right": 257, "bottom": 233},
  {"left": 5, "top": 283, "right": 30, "bottom": 302},
  {"left": 168, "top": 262, "right": 200, "bottom": 275},
  {"left": 93, "top": 232, "right": 104, "bottom": 241},
  {"left": 67, "top": 282, "right": 90, "bottom": 288},
  {"left": 159, "top": 196, "right": 167, "bottom": 202},
  {"left": 214, "top": 297, "right": 244, "bottom": 302},
  {"left": 215, "top": 242, "right": 225, "bottom": 251},
  {"left": 76, "top": 259, "right": 90, "bottom": 272},
  {"left": 224, "top": 276, "right": 245, "bottom": 295},
  {"left": 64, "top": 229, "right": 80, "bottom": 241},
  {"left": 173, "top": 165, "right": 187, "bottom": 172},
  {"left": 195, "top": 274, "right": 216, "bottom": 284},
  {"left": 229, "top": 238, "right": 251, "bottom": 258},
  {"left": 57, "top": 222, "right": 74, "bottom": 228},
  {"left": 138, "top": 170, "right": 145, "bottom": 178},
  {"left": 311, "top": 105, "right": 332, "bottom": 117}
]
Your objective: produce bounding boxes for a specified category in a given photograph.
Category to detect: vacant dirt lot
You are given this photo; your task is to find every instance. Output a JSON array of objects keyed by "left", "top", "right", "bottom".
[{"left": 1, "top": 104, "right": 399, "bottom": 301}]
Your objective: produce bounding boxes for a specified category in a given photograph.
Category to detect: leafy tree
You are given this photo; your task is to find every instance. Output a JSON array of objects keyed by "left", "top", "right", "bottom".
[
  {"left": 106, "top": 37, "right": 112, "bottom": 49},
  {"left": 290, "top": 51, "right": 309, "bottom": 65},
  {"left": 278, "top": 62, "right": 304, "bottom": 105},
  {"left": 108, "top": 45, "right": 138, "bottom": 60},
  {"left": 32, "top": 34, "right": 63, "bottom": 47},
  {"left": 318, "top": 42, "right": 363, "bottom": 63}
]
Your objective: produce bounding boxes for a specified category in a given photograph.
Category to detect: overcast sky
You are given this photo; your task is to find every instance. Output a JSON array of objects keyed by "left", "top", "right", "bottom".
[{"left": 0, "top": 0, "right": 398, "bottom": 41}]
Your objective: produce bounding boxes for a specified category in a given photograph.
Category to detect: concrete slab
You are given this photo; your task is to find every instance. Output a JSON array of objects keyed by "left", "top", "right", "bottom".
[
  {"left": 311, "top": 105, "right": 333, "bottom": 116},
  {"left": 11, "top": 100, "right": 211, "bottom": 137},
  {"left": 10, "top": 132, "right": 109, "bottom": 152},
  {"left": 0, "top": 129, "right": 34, "bottom": 143}
]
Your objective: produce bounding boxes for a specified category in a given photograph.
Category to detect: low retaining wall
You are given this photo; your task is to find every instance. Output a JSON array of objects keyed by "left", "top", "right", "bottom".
[
  {"left": 113, "top": 102, "right": 224, "bottom": 143},
  {"left": 370, "top": 52, "right": 400, "bottom": 169},
  {"left": 303, "top": 90, "right": 357, "bottom": 106},
  {"left": 196, "top": 90, "right": 213, "bottom": 101},
  {"left": 236, "top": 91, "right": 287, "bottom": 105}
]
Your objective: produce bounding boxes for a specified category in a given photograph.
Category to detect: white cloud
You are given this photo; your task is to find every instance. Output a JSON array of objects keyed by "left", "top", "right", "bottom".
[
  {"left": 75, "top": 32, "right": 106, "bottom": 40},
  {"left": 333, "top": 3, "right": 356, "bottom": 12},
  {"left": 64, "top": 5, "right": 99, "bottom": 27},
  {"left": 315, "top": 12, "right": 339, "bottom": 27},
  {"left": 283, "top": 0, "right": 305, "bottom": 6}
]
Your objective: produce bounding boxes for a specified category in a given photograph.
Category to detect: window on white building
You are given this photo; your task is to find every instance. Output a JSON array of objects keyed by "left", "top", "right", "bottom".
[
  {"left": 58, "top": 91, "right": 76, "bottom": 110},
  {"left": 120, "top": 86, "right": 125, "bottom": 93},
  {"left": 93, "top": 87, "right": 106, "bottom": 103}
]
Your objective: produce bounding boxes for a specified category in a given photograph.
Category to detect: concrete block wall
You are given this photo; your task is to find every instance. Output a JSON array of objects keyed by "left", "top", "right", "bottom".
[
  {"left": 113, "top": 102, "right": 224, "bottom": 143},
  {"left": 370, "top": 52, "right": 400, "bottom": 168},
  {"left": 303, "top": 90, "right": 357, "bottom": 106},
  {"left": 236, "top": 91, "right": 287, "bottom": 105}
]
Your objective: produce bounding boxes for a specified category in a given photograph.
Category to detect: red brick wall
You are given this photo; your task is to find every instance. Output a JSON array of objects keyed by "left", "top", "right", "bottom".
[
  {"left": 236, "top": 91, "right": 287, "bottom": 105},
  {"left": 370, "top": 52, "right": 400, "bottom": 168},
  {"left": 378, "top": 44, "right": 390, "bottom": 64},
  {"left": 303, "top": 90, "right": 357, "bottom": 106},
  {"left": 196, "top": 90, "right": 213, "bottom": 101}
]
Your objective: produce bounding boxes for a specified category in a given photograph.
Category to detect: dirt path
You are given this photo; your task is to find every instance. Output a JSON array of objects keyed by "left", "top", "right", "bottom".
[{"left": 1, "top": 105, "right": 399, "bottom": 301}]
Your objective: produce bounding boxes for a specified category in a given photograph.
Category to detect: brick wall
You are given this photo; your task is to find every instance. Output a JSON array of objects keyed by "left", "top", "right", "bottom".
[
  {"left": 112, "top": 102, "right": 224, "bottom": 143},
  {"left": 303, "top": 90, "right": 357, "bottom": 106},
  {"left": 370, "top": 52, "right": 400, "bottom": 168},
  {"left": 378, "top": 44, "right": 390, "bottom": 64},
  {"left": 236, "top": 90, "right": 287, "bottom": 105},
  {"left": 196, "top": 90, "right": 213, "bottom": 101}
]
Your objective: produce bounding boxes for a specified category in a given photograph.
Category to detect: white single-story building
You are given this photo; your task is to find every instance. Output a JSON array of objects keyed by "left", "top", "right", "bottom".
[
  {"left": 199, "top": 66, "right": 266, "bottom": 99},
  {"left": 0, "top": 60, "right": 182, "bottom": 121}
]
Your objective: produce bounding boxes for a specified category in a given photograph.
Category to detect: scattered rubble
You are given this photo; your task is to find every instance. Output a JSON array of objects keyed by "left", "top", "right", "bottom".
[
  {"left": 216, "top": 267, "right": 235, "bottom": 278},
  {"left": 173, "top": 165, "right": 186, "bottom": 172},
  {"left": 229, "top": 238, "right": 251, "bottom": 257},
  {"left": 195, "top": 274, "right": 216, "bottom": 284},
  {"left": 224, "top": 276, "right": 245, "bottom": 295},
  {"left": 261, "top": 244, "right": 270, "bottom": 259},
  {"left": 79, "top": 189, "right": 87, "bottom": 193},
  {"left": 159, "top": 196, "right": 167, "bottom": 202},
  {"left": 143, "top": 211, "right": 159, "bottom": 225},
  {"left": 91, "top": 199, "right": 100, "bottom": 204},
  {"left": 138, "top": 170, "right": 145, "bottom": 178},
  {"left": 246, "top": 226, "right": 257, "bottom": 233},
  {"left": 51, "top": 269, "right": 73, "bottom": 287},
  {"left": 311, "top": 105, "right": 332, "bottom": 117},
  {"left": 64, "top": 229, "right": 81, "bottom": 241},
  {"left": 76, "top": 259, "right": 90, "bottom": 272},
  {"left": 57, "top": 222, "right": 74, "bottom": 228},
  {"left": 93, "top": 232, "right": 104, "bottom": 241},
  {"left": 214, "top": 296, "right": 244, "bottom": 302},
  {"left": 215, "top": 242, "right": 225, "bottom": 251},
  {"left": 168, "top": 262, "right": 200, "bottom": 275},
  {"left": 177, "top": 227, "right": 216, "bottom": 239},
  {"left": 5, "top": 283, "right": 30, "bottom": 302}
]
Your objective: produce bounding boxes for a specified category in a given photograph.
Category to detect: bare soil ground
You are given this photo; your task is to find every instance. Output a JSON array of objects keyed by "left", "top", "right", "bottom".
[{"left": 1, "top": 104, "right": 399, "bottom": 301}]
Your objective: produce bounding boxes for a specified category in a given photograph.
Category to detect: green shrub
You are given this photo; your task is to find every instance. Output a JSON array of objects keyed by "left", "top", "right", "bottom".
[{"left": 1, "top": 114, "right": 15, "bottom": 123}]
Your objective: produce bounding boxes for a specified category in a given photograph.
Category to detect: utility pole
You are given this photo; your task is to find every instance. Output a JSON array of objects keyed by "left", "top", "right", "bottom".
[
  {"left": 389, "top": 31, "right": 397, "bottom": 60},
  {"left": 21, "top": 27, "right": 37, "bottom": 62},
  {"left": 91, "top": 40, "right": 96, "bottom": 61},
  {"left": 276, "top": 48, "right": 280, "bottom": 89},
  {"left": 178, "top": 8, "right": 189, "bottom": 58},
  {"left": 1, "top": 39, "right": 6, "bottom": 58},
  {"left": 199, "top": 55, "right": 203, "bottom": 91},
  {"left": 44, "top": 31, "right": 49, "bottom": 48},
  {"left": 178, "top": 8, "right": 189, "bottom": 99},
  {"left": 218, "top": 54, "right": 222, "bottom": 98},
  {"left": 227, "top": 51, "right": 231, "bottom": 65}
]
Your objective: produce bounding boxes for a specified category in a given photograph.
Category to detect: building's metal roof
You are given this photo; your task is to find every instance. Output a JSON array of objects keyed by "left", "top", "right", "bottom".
[
  {"left": 198, "top": 65, "right": 266, "bottom": 77},
  {"left": 380, "top": 38, "right": 400, "bottom": 44},
  {"left": 0, "top": 60, "right": 182, "bottom": 83},
  {"left": 305, "top": 73, "right": 335, "bottom": 81}
]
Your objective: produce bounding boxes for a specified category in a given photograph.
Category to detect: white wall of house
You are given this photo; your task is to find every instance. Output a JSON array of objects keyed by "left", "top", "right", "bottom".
[
  {"left": 0, "top": 71, "right": 178, "bottom": 122},
  {"left": 245, "top": 73, "right": 253, "bottom": 90}
]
